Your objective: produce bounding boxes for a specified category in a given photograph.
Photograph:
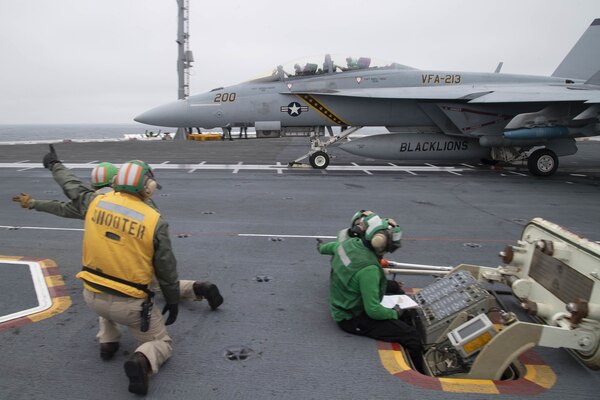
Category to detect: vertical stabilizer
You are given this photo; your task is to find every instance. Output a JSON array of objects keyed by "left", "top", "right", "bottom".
[{"left": 552, "top": 19, "right": 600, "bottom": 80}]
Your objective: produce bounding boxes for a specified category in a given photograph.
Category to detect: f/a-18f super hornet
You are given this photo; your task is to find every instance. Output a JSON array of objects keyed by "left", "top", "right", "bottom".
[{"left": 135, "top": 19, "right": 600, "bottom": 176}]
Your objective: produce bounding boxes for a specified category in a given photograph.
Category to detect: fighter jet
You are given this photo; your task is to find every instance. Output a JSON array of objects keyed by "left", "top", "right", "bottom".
[{"left": 135, "top": 19, "right": 600, "bottom": 176}]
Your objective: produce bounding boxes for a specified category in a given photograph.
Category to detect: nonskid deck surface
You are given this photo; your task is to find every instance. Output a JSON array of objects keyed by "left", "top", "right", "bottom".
[{"left": 1, "top": 138, "right": 599, "bottom": 399}]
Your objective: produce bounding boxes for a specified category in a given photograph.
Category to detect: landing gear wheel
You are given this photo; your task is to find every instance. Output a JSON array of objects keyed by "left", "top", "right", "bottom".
[
  {"left": 309, "top": 151, "right": 330, "bottom": 169},
  {"left": 527, "top": 149, "right": 558, "bottom": 176}
]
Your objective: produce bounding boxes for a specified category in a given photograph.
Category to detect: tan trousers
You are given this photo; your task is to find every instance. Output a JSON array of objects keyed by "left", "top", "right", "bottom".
[
  {"left": 150, "top": 279, "right": 197, "bottom": 301},
  {"left": 83, "top": 289, "right": 172, "bottom": 374}
]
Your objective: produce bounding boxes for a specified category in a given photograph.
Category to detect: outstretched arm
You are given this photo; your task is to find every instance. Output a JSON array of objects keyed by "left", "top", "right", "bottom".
[
  {"left": 51, "top": 162, "right": 94, "bottom": 201},
  {"left": 318, "top": 240, "right": 338, "bottom": 255},
  {"left": 30, "top": 198, "right": 85, "bottom": 219},
  {"left": 13, "top": 193, "right": 84, "bottom": 219}
]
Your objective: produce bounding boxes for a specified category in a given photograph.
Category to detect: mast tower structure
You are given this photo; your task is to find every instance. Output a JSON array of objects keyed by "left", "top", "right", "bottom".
[{"left": 175, "top": 0, "right": 193, "bottom": 139}]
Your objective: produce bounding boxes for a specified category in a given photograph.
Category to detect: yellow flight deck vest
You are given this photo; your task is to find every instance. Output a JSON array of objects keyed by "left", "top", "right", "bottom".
[{"left": 77, "top": 191, "right": 160, "bottom": 298}]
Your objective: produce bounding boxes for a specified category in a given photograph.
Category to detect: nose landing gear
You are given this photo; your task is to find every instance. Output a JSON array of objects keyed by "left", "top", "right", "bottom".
[{"left": 309, "top": 151, "right": 330, "bottom": 169}]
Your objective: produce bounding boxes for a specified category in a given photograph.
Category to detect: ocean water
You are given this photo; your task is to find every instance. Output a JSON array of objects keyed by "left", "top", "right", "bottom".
[{"left": 0, "top": 123, "right": 166, "bottom": 142}]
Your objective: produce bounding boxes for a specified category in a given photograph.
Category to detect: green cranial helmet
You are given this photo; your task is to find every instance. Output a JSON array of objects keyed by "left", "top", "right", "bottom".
[
  {"left": 356, "top": 212, "right": 387, "bottom": 241},
  {"left": 90, "top": 162, "right": 118, "bottom": 189},
  {"left": 350, "top": 210, "right": 374, "bottom": 228},
  {"left": 362, "top": 215, "right": 402, "bottom": 255},
  {"left": 349, "top": 210, "right": 378, "bottom": 238},
  {"left": 113, "top": 160, "right": 155, "bottom": 194},
  {"left": 385, "top": 219, "right": 403, "bottom": 253}
]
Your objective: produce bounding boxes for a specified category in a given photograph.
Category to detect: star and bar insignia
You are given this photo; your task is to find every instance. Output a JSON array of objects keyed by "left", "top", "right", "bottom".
[{"left": 280, "top": 102, "right": 309, "bottom": 117}]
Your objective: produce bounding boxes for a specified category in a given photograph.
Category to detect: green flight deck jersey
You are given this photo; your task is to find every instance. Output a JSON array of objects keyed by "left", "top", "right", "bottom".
[{"left": 319, "top": 238, "right": 398, "bottom": 322}]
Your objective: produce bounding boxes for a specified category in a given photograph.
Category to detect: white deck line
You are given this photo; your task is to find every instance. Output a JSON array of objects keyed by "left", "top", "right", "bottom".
[{"left": 0, "top": 162, "right": 466, "bottom": 174}]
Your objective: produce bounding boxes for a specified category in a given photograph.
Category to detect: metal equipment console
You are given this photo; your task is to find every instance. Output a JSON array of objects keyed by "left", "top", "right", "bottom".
[{"left": 412, "top": 270, "right": 494, "bottom": 346}]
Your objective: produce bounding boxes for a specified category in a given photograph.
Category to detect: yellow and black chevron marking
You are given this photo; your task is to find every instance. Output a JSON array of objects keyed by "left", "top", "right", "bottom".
[{"left": 296, "top": 94, "right": 349, "bottom": 125}]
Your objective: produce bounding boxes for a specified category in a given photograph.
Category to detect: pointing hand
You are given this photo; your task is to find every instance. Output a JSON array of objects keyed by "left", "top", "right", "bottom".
[
  {"left": 316, "top": 238, "right": 323, "bottom": 252},
  {"left": 42, "top": 144, "right": 61, "bottom": 169}
]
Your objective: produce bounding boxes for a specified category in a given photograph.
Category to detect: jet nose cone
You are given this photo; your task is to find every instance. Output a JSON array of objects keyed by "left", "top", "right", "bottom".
[{"left": 134, "top": 99, "right": 189, "bottom": 127}]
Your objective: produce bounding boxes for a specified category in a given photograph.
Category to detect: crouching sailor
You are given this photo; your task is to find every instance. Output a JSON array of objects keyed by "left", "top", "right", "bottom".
[{"left": 76, "top": 160, "right": 180, "bottom": 395}]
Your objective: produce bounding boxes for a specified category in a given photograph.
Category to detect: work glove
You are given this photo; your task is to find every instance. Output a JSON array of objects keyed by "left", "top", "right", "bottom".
[
  {"left": 393, "top": 305, "right": 404, "bottom": 319},
  {"left": 42, "top": 144, "right": 61, "bottom": 169},
  {"left": 12, "top": 193, "right": 33, "bottom": 208},
  {"left": 161, "top": 303, "right": 179, "bottom": 325},
  {"left": 316, "top": 238, "right": 323, "bottom": 252}
]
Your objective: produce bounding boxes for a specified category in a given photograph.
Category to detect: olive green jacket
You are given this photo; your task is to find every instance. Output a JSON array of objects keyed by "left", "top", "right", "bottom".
[{"left": 33, "top": 163, "right": 180, "bottom": 304}]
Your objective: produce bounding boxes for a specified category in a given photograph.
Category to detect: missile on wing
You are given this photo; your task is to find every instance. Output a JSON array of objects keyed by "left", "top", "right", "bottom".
[{"left": 504, "top": 127, "right": 572, "bottom": 140}]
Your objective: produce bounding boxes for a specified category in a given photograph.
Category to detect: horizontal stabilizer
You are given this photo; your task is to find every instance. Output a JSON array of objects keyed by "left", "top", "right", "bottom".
[
  {"left": 585, "top": 69, "right": 600, "bottom": 85},
  {"left": 574, "top": 104, "right": 600, "bottom": 120}
]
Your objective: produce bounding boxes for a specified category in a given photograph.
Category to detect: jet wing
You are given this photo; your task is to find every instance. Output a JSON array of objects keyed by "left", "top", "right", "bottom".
[{"left": 291, "top": 84, "right": 600, "bottom": 103}]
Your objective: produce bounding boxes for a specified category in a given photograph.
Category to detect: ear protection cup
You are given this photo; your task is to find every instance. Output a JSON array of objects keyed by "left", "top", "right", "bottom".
[
  {"left": 141, "top": 176, "right": 158, "bottom": 198},
  {"left": 370, "top": 231, "right": 389, "bottom": 254}
]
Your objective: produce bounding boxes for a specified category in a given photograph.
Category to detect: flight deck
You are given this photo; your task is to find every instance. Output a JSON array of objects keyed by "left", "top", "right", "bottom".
[{"left": 1, "top": 137, "right": 599, "bottom": 399}]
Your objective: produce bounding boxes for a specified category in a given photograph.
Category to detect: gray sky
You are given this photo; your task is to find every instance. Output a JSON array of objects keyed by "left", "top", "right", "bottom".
[{"left": 1, "top": 0, "right": 600, "bottom": 124}]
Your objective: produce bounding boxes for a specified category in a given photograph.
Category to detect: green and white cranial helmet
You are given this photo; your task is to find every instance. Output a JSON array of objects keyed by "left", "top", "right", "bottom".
[
  {"left": 383, "top": 218, "right": 403, "bottom": 253},
  {"left": 113, "top": 160, "right": 155, "bottom": 194},
  {"left": 350, "top": 210, "right": 374, "bottom": 229},
  {"left": 358, "top": 213, "right": 402, "bottom": 255},
  {"left": 90, "top": 162, "right": 118, "bottom": 189},
  {"left": 360, "top": 213, "right": 388, "bottom": 241}
]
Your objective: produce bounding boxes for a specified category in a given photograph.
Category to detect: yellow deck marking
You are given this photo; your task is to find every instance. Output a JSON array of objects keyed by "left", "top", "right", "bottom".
[
  {"left": 524, "top": 364, "right": 556, "bottom": 389},
  {"left": 45, "top": 274, "right": 66, "bottom": 288},
  {"left": 439, "top": 377, "right": 500, "bottom": 394},
  {"left": 379, "top": 350, "right": 406, "bottom": 375},
  {"left": 0, "top": 256, "right": 71, "bottom": 329}
]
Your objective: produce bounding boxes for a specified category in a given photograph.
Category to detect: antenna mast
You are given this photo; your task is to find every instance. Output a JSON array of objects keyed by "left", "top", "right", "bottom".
[
  {"left": 175, "top": 0, "right": 193, "bottom": 139},
  {"left": 177, "top": 0, "right": 193, "bottom": 100}
]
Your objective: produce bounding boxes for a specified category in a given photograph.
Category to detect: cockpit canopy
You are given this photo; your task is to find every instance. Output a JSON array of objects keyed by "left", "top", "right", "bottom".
[{"left": 248, "top": 54, "right": 415, "bottom": 83}]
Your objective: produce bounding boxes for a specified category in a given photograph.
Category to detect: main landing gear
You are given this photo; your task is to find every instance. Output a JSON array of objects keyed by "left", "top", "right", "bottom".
[
  {"left": 490, "top": 146, "right": 560, "bottom": 176},
  {"left": 288, "top": 126, "right": 363, "bottom": 169},
  {"left": 527, "top": 148, "right": 559, "bottom": 176}
]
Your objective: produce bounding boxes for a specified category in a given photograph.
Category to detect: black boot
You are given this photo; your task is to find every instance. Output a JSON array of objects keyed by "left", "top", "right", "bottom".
[
  {"left": 124, "top": 352, "right": 150, "bottom": 395},
  {"left": 193, "top": 281, "right": 224, "bottom": 310},
  {"left": 100, "top": 342, "right": 120, "bottom": 360}
]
